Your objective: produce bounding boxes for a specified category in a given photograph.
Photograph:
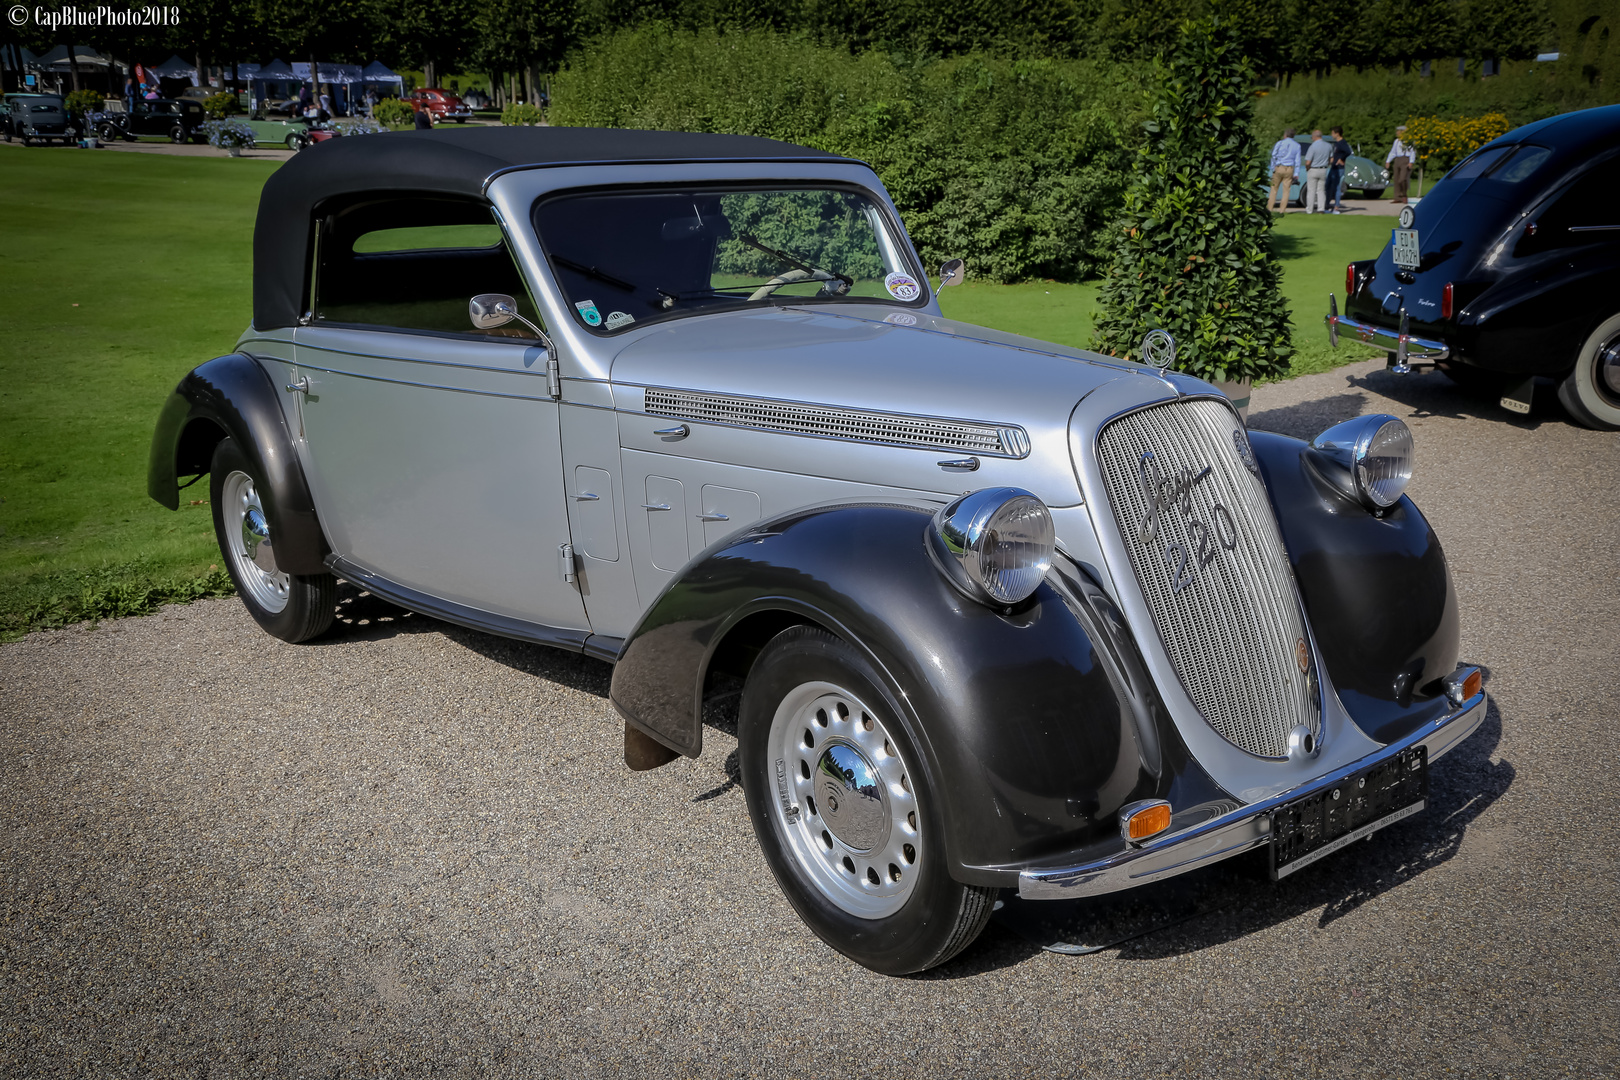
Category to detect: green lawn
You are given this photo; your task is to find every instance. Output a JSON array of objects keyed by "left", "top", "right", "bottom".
[
  {"left": 0, "top": 152, "right": 1393, "bottom": 639},
  {"left": 937, "top": 209, "right": 1393, "bottom": 379}
]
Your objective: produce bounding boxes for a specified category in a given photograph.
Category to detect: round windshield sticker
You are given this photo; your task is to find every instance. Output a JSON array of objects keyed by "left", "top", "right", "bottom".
[
  {"left": 883, "top": 312, "right": 918, "bottom": 326},
  {"left": 604, "top": 311, "right": 635, "bottom": 331},
  {"left": 884, "top": 272, "right": 921, "bottom": 302},
  {"left": 575, "top": 300, "right": 602, "bottom": 327}
]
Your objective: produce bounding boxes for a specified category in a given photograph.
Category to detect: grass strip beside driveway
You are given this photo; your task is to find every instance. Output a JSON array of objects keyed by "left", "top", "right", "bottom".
[{"left": 0, "top": 150, "right": 277, "bottom": 639}]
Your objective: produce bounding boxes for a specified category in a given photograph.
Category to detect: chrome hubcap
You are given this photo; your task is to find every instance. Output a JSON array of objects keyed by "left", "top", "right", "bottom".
[
  {"left": 1599, "top": 339, "right": 1620, "bottom": 399},
  {"left": 221, "top": 470, "right": 290, "bottom": 613},
  {"left": 768, "top": 681, "right": 920, "bottom": 919}
]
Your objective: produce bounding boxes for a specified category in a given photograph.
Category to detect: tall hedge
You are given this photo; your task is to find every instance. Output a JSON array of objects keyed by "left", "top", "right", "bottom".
[
  {"left": 1091, "top": 18, "right": 1292, "bottom": 383},
  {"left": 550, "top": 26, "right": 1147, "bottom": 282}
]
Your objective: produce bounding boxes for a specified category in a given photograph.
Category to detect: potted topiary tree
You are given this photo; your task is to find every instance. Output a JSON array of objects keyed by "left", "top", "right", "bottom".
[{"left": 1090, "top": 17, "right": 1292, "bottom": 417}]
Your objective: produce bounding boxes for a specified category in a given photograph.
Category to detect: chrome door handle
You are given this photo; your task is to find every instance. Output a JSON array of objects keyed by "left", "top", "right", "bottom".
[
  {"left": 654, "top": 424, "right": 690, "bottom": 438},
  {"left": 286, "top": 376, "right": 310, "bottom": 394},
  {"left": 938, "top": 458, "right": 980, "bottom": 472},
  {"left": 697, "top": 512, "right": 729, "bottom": 522},
  {"left": 641, "top": 502, "right": 671, "bottom": 511},
  {"left": 572, "top": 492, "right": 601, "bottom": 501}
]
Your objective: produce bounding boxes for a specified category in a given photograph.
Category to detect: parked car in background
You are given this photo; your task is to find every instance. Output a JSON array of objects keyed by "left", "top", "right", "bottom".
[
  {"left": 97, "top": 98, "right": 206, "bottom": 143},
  {"left": 408, "top": 87, "right": 473, "bottom": 123},
  {"left": 1331, "top": 104, "right": 1620, "bottom": 429},
  {"left": 241, "top": 115, "right": 313, "bottom": 151},
  {"left": 2, "top": 93, "right": 77, "bottom": 145},
  {"left": 149, "top": 127, "right": 1488, "bottom": 976}
]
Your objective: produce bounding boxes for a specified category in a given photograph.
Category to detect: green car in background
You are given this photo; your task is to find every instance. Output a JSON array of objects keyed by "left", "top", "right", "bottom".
[{"left": 241, "top": 115, "right": 314, "bottom": 151}]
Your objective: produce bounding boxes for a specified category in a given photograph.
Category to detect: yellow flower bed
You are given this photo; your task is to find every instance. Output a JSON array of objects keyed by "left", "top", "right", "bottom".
[{"left": 1403, "top": 113, "right": 1513, "bottom": 171}]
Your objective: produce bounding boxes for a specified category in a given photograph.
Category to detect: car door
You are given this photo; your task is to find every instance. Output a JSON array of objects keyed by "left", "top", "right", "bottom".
[{"left": 289, "top": 195, "right": 588, "bottom": 634}]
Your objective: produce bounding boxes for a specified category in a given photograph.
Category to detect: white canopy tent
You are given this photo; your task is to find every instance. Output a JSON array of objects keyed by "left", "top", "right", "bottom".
[{"left": 149, "top": 54, "right": 199, "bottom": 84}]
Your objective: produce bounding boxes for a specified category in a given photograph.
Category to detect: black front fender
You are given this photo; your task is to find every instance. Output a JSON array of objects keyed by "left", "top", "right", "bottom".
[
  {"left": 610, "top": 503, "right": 1228, "bottom": 885},
  {"left": 147, "top": 353, "right": 328, "bottom": 575},
  {"left": 1251, "top": 430, "right": 1460, "bottom": 744}
]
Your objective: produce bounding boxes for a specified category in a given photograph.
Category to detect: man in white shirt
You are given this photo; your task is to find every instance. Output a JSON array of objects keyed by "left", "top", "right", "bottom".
[
  {"left": 1303, "top": 129, "right": 1333, "bottom": 213},
  {"left": 1386, "top": 125, "right": 1413, "bottom": 203},
  {"left": 1269, "top": 128, "right": 1303, "bottom": 211}
]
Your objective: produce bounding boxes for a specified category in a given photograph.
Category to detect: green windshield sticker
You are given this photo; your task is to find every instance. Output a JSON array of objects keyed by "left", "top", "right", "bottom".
[{"left": 575, "top": 300, "right": 602, "bottom": 327}]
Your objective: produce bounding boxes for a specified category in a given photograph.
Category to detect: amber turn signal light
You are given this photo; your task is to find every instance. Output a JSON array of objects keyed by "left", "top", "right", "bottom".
[
  {"left": 1119, "top": 800, "right": 1172, "bottom": 844},
  {"left": 1442, "top": 665, "right": 1483, "bottom": 707}
]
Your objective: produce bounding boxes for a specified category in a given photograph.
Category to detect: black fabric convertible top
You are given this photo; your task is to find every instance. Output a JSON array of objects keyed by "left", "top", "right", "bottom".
[{"left": 253, "top": 126, "right": 850, "bottom": 330}]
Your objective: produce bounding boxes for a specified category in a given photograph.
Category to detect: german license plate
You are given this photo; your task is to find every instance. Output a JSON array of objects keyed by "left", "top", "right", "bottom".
[
  {"left": 1269, "top": 746, "right": 1427, "bottom": 880},
  {"left": 1393, "top": 229, "right": 1421, "bottom": 269}
]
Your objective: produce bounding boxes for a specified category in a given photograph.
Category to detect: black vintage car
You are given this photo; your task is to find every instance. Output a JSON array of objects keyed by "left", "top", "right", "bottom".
[
  {"left": 97, "top": 98, "right": 206, "bottom": 144},
  {"left": 1330, "top": 104, "right": 1620, "bottom": 429},
  {"left": 1, "top": 93, "right": 77, "bottom": 145}
]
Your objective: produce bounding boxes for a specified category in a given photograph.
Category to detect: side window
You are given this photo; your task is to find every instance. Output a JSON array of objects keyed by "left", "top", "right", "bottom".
[
  {"left": 312, "top": 195, "right": 547, "bottom": 337},
  {"left": 1517, "top": 156, "right": 1620, "bottom": 255}
]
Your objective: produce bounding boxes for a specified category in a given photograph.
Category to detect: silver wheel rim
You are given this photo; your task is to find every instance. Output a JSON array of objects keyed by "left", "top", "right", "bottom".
[
  {"left": 1596, "top": 335, "right": 1620, "bottom": 405},
  {"left": 767, "top": 680, "right": 921, "bottom": 919},
  {"left": 221, "top": 470, "right": 291, "bottom": 613}
]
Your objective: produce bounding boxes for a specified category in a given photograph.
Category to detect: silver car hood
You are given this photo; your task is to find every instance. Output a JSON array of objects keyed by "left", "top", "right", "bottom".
[{"left": 609, "top": 303, "right": 1180, "bottom": 508}]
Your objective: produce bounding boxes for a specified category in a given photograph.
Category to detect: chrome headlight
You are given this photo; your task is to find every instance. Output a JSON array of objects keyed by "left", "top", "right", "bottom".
[
  {"left": 927, "top": 487, "right": 1055, "bottom": 605},
  {"left": 1309, "top": 414, "right": 1415, "bottom": 511}
]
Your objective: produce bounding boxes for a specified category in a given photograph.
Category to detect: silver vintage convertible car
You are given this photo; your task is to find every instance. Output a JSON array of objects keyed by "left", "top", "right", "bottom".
[{"left": 149, "top": 128, "right": 1487, "bottom": 974}]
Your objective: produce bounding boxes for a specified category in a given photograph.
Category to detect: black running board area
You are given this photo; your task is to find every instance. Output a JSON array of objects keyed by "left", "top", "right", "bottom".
[{"left": 326, "top": 554, "right": 623, "bottom": 663}]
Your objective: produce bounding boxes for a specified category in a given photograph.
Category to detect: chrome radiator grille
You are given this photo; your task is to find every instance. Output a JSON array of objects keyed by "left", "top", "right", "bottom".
[
  {"left": 1096, "top": 398, "right": 1319, "bottom": 759},
  {"left": 644, "top": 388, "right": 1031, "bottom": 458}
]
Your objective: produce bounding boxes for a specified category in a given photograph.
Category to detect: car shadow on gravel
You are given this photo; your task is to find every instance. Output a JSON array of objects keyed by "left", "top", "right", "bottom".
[
  {"left": 1249, "top": 391, "right": 1370, "bottom": 440},
  {"left": 317, "top": 581, "right": 615, "bottom": 698},
  {"left": 981, "top": 689, "right": 1514, "bottom": 973},
  {"left": 1345, "top": 367, "right": 1576, "bottom": 428}
]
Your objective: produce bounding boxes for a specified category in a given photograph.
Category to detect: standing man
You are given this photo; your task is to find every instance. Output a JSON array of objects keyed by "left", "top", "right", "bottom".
[
  {"left": 1270, "top": 128, "right": 1303, "bottom": 211},
  {"left": 1327, "top": 126, "right": 1352, "bottom": 213},
  {"left": 1303, "top": 129, "right": 1332, "bottom": 213},
  {"left": 1386, "top": 125, "right": 1413, "bottom": 204}
]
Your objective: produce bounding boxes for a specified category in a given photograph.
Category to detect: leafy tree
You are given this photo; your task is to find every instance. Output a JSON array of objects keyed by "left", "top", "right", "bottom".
[{"left": 1090, "top": 17, "right": 1292, "bottom": 383}]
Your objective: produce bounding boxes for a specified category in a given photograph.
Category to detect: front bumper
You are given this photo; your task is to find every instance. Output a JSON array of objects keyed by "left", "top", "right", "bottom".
[
  {"left": 1327, "top": 301, "right": 1449, "bottom": 362},
  {"left": 1017, "top": 689, "right": 1487, "bottom": 899}
]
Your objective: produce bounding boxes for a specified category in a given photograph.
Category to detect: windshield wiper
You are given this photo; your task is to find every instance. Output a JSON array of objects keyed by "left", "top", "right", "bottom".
[
  {"left": 738, "top": 235, "right": 853, "bottom": 289},
  {"left": 552, "top": 254, "right": 636, "bottom": 292}
]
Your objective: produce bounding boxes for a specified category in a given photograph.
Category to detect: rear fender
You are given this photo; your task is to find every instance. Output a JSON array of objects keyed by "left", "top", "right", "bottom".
[
  {"left": 609, "top": 502, "right": 1227, "bottom": 885},
  {"left": 147, "top": 353, "right": 328, "bottom": 575}
]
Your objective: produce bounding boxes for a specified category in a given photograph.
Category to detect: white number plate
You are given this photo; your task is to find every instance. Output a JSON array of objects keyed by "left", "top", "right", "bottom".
[{"left": 1393, "top": 229, "right": 1421, "bottom": 269}]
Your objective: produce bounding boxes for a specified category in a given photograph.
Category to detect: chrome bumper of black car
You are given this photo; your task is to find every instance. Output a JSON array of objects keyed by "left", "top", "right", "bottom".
[
  {"left": 1326, "top": 293, "right": 1449, "bottom": 366},
  {"left": 1016, "top": 690, "right": 1487, "bottom": 900}
]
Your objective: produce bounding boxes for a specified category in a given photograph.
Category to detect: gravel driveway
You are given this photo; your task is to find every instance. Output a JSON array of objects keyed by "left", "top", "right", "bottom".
[{"left": 3, "top": 357, "right": 1616, "bottom": 1078}]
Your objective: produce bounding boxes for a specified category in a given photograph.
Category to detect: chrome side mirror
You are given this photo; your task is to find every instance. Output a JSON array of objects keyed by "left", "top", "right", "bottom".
[
  {"left": 470, "top": 292, "right": 518, "bottom": 330},
  {"left": 469, "top": 294, "right": 556, "bottom": 359},
  {"left": 934, "top": 258, "right": 966, "bottom": 296}
]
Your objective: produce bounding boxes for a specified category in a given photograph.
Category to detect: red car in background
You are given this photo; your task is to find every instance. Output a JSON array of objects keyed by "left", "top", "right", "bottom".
[{"left": 408, "top": 88, "right": 474, "bottom": 124}]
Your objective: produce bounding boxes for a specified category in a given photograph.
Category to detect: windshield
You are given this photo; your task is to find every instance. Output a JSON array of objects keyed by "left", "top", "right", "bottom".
[{"left": 533, "top": 185, "right": 925, "bottom": 334}]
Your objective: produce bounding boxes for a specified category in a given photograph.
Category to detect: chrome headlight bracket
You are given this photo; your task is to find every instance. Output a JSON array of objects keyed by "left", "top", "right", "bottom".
[
  {"left": 1306, "top": 414, "right": 1415, "bottom": 513},
  {"left": 926, "top": 488, "right": 1055, "bottom": 607}
]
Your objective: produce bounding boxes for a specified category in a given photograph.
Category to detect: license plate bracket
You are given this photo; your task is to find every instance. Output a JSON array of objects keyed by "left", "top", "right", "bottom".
[
  {"left": 1393, "top": 229, "right": 1421, "bottom": 269},
  {"left": 1269, "top": 745, "right": 1428, "bottom": 880}
]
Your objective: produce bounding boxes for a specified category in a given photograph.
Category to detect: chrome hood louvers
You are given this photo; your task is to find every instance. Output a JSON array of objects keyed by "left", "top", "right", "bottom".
[
  {"left": 1094, "top": 398, "right": 1320, "bottom": 759},
  {"left": 643, "top": 387, "right": 1031, "bottom": 458}
]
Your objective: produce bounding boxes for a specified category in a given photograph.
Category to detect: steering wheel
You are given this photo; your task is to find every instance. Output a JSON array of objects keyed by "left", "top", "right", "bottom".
[{"left": 747, "top": 268, "right": 849, "bottom": 302}]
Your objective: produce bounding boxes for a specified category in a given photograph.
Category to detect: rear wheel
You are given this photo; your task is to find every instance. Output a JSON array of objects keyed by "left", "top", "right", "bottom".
[
  {"left": 1558, "top": 313, "right": 1620, "bottom": 430},
  {"left": 209, "top": 438, "right": 336, "bottom": 642},
  {"left": 738, "top": 625, "right": 995, "bottom": 975},
  {"left": 98, "top": 123, "right": 119, "bottom": 143},
  {"left": 169, "top": 123, "right": 185, "bottom": 143},
  {"left": 285, "top": 133, "right": 304, "bottom": 152}
]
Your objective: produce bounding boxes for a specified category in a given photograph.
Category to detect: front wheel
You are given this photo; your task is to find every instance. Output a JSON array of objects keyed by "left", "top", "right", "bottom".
[
  {"left": 209, "top": 438, "right": 336, "bottom": 642},
  {"left": 738, "top": 625, "right": 995, "bottom": 975},
  {"left": 169, "top": 123, "right": 185, "bottom": 143},
  {"left": 98, "top": 123, "right": 119, "bottom": 143},
  {"left": 1558, "top": 313, "right": 1620, "bottom": 430}
]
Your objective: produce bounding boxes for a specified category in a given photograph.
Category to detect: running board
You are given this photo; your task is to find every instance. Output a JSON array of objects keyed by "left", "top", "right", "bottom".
[{"left": 325, "top": 554, "right": 623, "bottom": 662}]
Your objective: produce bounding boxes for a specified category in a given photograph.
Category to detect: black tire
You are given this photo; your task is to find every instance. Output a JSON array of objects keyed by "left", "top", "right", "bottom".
[
  {"left": 737, "top": 625, "right": 995, "bottom": 975},
  {"left": 209, "top": 438, "right": 336, "bottom": 643},
  {"left": 2, "top": 126, "right": 10, "bottom": 142},
  {"left": 1557, "top": 313, "right": 1620, "bottom": 430},
  {"left": 169, "top": 123, "right": 185, "bottom": 144},
  {"left": 285, "top": 133, "right": 304, "bottom": 152},
  {"left": 98, "top": 123, "right": 119, "bottom": 143}
]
